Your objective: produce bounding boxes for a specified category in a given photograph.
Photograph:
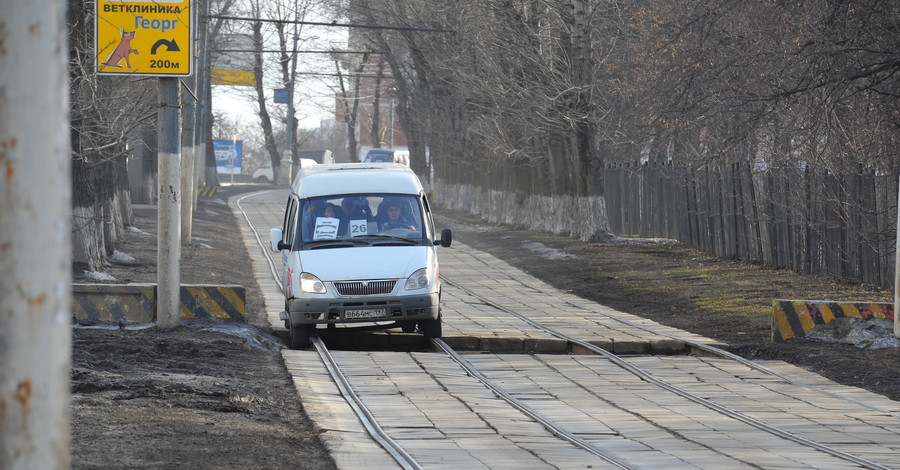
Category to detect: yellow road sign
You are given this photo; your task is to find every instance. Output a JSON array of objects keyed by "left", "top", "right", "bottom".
[
  {"left": 211, "top": 69, "right": 257, "bottom": 87},
  {"left": 95, "top": 0, "right": 193, "bottom": 76}
]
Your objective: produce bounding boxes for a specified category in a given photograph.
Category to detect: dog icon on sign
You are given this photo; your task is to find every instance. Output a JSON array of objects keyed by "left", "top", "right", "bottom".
[{"left": 104, "top": 30, "right": 138, "bottom": 68}]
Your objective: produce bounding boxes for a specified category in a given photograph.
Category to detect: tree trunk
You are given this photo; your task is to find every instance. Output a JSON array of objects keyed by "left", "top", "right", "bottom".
[
  {"left": 371, "top": 60, "right": 384, "bottom": 148},
  {"left": 252, "top": 20, "right": 282, "bottom": 177}
]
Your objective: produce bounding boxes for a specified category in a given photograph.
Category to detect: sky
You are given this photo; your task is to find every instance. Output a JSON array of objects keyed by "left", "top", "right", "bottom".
[{"left": 211, "top": 4, "right": 348, "bottom": 131}]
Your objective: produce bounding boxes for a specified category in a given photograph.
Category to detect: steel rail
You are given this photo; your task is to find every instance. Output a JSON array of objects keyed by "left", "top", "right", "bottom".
[
  {"left": 237, "top": 191, "right": 422, "bottom": 470},
  {"left": 430, "top": 338, "right": 634, "bottom": 469},
  {"left": 238, "top": 191, "right": 635, "bottom": 468},
  {"left": 239, "top": 193, "right": 888, "bottom": 469},
  {"left": 450, "top": 244, "right": 900, "bottom": 418},
  {"left": 311, "top": 337, "right": 422, "bottom": 470},
  {"left": 236, "top": 192, "right": 285, "bottom": 294},
  {"left": 443, "top": 276, "right": 893, "bottom": 470}
]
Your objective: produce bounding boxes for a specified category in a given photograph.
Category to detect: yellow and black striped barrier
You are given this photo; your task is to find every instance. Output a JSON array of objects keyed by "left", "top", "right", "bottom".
[
  {"left": 73, "top": 283, "right": 245, "bottom": 324},
  {"left": 180, "top": 284, "right": 245, "bottom": 321},
  {"left": 73, "top": 283, "right": 156, "bottom": 323},
  {"left": 772, "top": 300, "right": 894, "bottom": 342},
  {"left": 197, "top": 185, "right": 218, "bottom": 198}
]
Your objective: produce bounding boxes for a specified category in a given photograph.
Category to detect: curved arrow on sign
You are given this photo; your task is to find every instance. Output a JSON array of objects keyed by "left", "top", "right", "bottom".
[{"left": 151, "top": 39, "right": 181, "bottom": 54}]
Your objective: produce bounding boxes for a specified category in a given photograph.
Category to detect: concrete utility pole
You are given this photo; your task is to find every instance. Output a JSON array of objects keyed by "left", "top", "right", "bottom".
[
  {"left": 194, "top": 0, "right": 210, "bottom": 197},
  {"left": 181, "top": 77, "right": 197, "bottom": 245},
  {"left": 285, "top": 0, "right": 301, "bottom": 181},
  {"left": 894, "top": 177, "right": 900, "bottom": 338},
  {"left": 158, "top": 78, "right": 183, "bottom": 328},
  {"left": 0, "top": 0, "right": 71, "bottom": 468}
]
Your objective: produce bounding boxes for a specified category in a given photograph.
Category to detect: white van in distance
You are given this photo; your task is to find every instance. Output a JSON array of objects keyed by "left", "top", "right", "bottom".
[{"left": 269, "top": 163, "right": 452, "bottom": 348}]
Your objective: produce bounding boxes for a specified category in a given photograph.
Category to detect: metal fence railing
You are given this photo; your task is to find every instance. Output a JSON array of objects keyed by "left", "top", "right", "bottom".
[{"left": 603, "top": 161, "right": 898, "bottom": 287}]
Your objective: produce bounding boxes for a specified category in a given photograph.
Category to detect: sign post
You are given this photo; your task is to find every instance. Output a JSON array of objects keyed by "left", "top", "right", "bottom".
[{"left": 96, "top": 0, "right": 193, "bottom": 327}]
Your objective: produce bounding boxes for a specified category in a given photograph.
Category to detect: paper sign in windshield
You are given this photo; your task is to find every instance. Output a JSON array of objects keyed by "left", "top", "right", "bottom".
[
  {"left": 314, "top": 217, "right": 340, "bottom": 240},
  {"left": 349, "top": 219, "right": 368, "bottom": 236}
]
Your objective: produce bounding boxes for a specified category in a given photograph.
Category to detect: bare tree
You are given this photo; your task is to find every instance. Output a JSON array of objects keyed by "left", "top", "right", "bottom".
[
  {"left": 333, "top": 53, "right": 368, "bottom": 161},
  {"left": 248, "top": 5, "right": 283, "bottom": 177},
  {"left": 68, "top": 0, "right": 157, "bottom": 272},
  {"left": 336, "top": 0, "right": 616, "bottom": 239},
  {"left": 321, "top": 0, "right": 900, "bottom": 274}
]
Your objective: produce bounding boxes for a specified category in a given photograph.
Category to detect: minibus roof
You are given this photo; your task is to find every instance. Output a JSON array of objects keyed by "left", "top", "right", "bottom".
[{"left": 290, "top": 163, "right": 423, "bottom": 198}]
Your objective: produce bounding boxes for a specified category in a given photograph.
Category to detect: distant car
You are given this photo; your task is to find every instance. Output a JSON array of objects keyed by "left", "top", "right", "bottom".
[
  {"left": 298, "top": 149, "right": 335, "bottom": 164},
  {"left": 252, "top": 159, "right": 318, "bottom": 184},
  {"left": 363, "top": 149, "right": 409, "bottom": 166},
  {"left": 252, "top": 164, "right": 274, "bottom": 184}
]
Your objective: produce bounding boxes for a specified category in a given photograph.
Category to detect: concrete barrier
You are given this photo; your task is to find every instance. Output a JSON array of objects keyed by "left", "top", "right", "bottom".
[
  {"left": 179, "top": 284, "right": 245, "bottom": 321},
  {"left": 73, "top": 283, "right": 245, "bottom": 324},
  {"left": 73, "top": 283, "right": 156, "bottom": 323},
  {"left": 197, "top": 185, "right": 218, "bottom": 198},
  {"left": 772, "top": 299, "right": 894, "bottom": 342}
]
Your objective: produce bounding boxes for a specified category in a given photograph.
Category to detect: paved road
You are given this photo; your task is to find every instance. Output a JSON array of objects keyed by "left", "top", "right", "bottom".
[{"left": 234, "top": 190, "right": 900, "bottom": 470}]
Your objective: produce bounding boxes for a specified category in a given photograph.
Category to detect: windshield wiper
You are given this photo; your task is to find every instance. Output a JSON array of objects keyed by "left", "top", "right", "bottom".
[
  {"left": 365, "top": 234, "right": 420, "bottom": 246},
  {"left": 304, "top": 239, "right": 370, "bottom": 250}
]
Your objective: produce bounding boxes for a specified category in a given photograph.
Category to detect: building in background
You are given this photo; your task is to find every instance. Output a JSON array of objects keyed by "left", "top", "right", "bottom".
[{"left": 334, "top": 9, "right": 408, "bottom": 162}]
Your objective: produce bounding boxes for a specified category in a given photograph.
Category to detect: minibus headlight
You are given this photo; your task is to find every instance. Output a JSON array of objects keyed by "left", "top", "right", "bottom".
[
  {"left": 300, "top": 272, "right": 326, "bottom": 294},
  {"left": 405, "top": 268, "right": 431, "bottom": 290}
]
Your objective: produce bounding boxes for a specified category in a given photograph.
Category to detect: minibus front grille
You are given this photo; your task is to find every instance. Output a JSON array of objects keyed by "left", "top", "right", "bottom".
[{"left": 334, "top": 280, "right": 396, "bottom": 296}]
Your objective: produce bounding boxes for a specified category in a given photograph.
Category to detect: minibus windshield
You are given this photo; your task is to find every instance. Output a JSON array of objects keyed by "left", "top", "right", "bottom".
[{"left": 298, "top": 194, "right": 424, "bottom": 244}]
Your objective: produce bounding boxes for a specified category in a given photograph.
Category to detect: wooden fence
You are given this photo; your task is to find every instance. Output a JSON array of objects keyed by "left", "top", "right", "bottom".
[{"left": 603, "top": 161, "right": 898, "bottom": 287}]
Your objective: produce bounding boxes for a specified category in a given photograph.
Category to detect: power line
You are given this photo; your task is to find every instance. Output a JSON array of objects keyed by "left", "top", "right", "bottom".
[
  {"left": 217, "top": 49, "right": 388, "bottom": 55},
  {"left": 206, "top": 15, "right": 454, "bottom": 33},
  {"left": 289, "top": 71, "right": 381, "bottom": 78}
]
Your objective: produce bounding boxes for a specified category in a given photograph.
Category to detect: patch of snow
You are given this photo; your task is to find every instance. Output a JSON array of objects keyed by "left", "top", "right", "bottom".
[
  {"left": 806, "top": 318, "right": 900, "bottom": 350},
  {"left": 197, "top": 243, "right": 213, "bottom": 249},
  {"left": 184, "top": 320, "right": 285, "bottom": 352},
  {"left": 82, "top": 270, "right": 118, "bottom": 282},
  {"left": 611, "top": 236, "right": 678, "bottom": 244},
  {"left": 74, "top": 321, "right": 155, "bottom": 331},
  {"left": 127, "top": 226, "right": 152, "bottom": 236},
  {"left": 110, "top": 250, "right": 136, "bottom": 263},
  {"left": 521, "top": 241, "right": 577, "bottom": 260}
]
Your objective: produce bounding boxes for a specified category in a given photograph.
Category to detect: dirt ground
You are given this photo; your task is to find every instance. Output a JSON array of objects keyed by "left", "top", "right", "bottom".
[
  {"left": 71, "top": 185, "right": 336, "bottom": 470},
  {"left": 70, "top": 184, "right": 900, "bottom": 469}
]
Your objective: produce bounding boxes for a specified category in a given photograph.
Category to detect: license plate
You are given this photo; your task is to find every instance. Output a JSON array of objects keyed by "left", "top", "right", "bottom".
[{"left": 345, "top": 308, "right": 387, "bottom": 319}]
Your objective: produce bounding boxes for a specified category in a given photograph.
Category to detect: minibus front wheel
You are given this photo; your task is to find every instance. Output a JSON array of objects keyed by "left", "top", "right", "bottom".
[{"left": 289, "top": 324, "right": 313, "bottom": 349}]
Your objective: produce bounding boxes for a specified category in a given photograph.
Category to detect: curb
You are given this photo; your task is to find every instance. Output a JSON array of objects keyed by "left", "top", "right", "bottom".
[
  {"left": 772, "top": 299, "right": 894, "bottom": 342},
  {"left": 73, "top": 283, "right": 245, "bottom": 324}
]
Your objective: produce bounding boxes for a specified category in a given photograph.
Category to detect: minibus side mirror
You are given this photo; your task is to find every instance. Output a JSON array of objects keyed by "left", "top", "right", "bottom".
[
  {"left": 269, "top": 228, "right": 291, "bottom": 252},
  {"left": 434, "top": 228, "right": 452, "bottom": 247}
]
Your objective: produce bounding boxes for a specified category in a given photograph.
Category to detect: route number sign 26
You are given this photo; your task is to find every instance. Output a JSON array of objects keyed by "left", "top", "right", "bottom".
[{"left": 95, "top": 0, "right": 193, "bottom": 77}]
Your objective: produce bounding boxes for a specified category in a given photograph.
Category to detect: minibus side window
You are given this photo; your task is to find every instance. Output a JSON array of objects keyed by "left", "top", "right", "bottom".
[
  {"left": 283, "top": 198, "right": 298, "bottom": 249},
  {"left": 421, "top": 195, "right": 435, "bottom": 239}
]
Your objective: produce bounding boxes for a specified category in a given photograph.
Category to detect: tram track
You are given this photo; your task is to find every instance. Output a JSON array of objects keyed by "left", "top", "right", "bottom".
[
  {"left": 239, "top": 192, "right": 630, "bottom": 468},
  {"left": 311, "top": 336, "right": 422, "bottom": 470},
  {"left": 448, "top": 245, "right": 900, "bottom": 418},
  {"left": 441, "top": 276, "right": 892, "bottom": 470},
  {"left": 237, "top": 190, "right": 896, "bottom": 470},
  {"left": 446, "top": 244, "right": 900, "bottom": 418}
]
